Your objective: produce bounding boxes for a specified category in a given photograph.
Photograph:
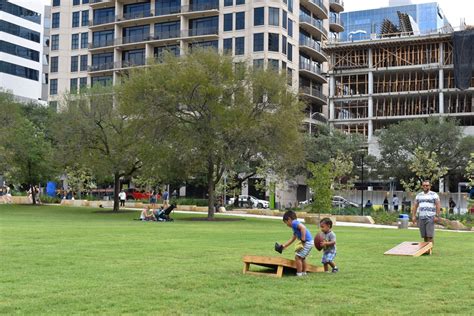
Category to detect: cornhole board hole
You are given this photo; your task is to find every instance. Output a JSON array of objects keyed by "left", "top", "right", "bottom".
[
  {"left": 384, "top": 242, "right": 432, "bottom": 257},
  {"left": 242, "top": 255, "right": 324, "bottom": 277}
]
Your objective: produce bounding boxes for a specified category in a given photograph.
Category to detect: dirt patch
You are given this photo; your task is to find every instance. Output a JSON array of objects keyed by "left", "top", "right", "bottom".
[{"left": 180, "top": 217, "right": 244, "bottom": 222}]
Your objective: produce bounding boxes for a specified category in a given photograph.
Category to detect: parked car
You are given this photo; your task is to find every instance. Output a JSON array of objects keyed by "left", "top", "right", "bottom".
[
  {"left": 126, "top": 188, "right": 152, "bottom": 201},
  {"left": 332, "top": 196, "right": 359, "bottom": 208},
  {"left": 228, "top": 195, "right": 269, "bottom": 209}
]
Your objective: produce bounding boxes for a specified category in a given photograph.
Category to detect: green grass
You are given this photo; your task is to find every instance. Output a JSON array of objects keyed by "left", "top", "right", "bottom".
[{"left": 1, "top": 205, "right": 473, "bottom": 315}]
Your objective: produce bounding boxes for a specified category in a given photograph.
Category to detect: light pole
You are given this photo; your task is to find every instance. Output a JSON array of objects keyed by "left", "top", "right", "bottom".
[{"left": 360, "top": 152, "right": 365, "bottom": 216}]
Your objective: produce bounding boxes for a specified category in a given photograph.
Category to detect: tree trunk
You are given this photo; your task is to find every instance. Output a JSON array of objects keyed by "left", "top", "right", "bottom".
[
  {"left": 30, "top": 184, "right": 37, "bottom": 206},
  {"left": 113, "top": 172, "right": 120, "bottom": 212},
  {"left": 207, "top": 159, "right": 215, "bottom": 219}
]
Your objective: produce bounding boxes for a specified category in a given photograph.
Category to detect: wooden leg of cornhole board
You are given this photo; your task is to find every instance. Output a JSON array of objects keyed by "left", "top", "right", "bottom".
[
  {"left": 276, "top": 265, "right": 284, "bottom": 278},
  {"left": 243, "top": 262, "right": 250, "bottom": 274}
]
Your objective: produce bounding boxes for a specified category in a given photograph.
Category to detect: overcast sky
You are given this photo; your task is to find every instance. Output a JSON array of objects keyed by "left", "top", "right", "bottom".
[{"left": 344, "top": 0, "right": 474, "bottom": 28}]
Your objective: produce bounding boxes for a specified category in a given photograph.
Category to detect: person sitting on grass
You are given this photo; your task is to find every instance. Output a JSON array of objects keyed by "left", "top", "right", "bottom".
[
  {"left": 140, "top": 206, "right": 155, "bottom": 221},
  {"left": 320, "top": 218, "right": 338, "bottom": 273},
  {"left": 279, "top": 210, "right": 313, "bottom": 277}
]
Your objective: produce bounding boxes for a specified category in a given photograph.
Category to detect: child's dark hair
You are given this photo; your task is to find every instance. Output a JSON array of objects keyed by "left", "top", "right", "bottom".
[
  {"left": 283, "top": 210, "right": 297, "bottom": 222},
  {"left": 320, "top": 217, "right": 333, "bottom": 228}
]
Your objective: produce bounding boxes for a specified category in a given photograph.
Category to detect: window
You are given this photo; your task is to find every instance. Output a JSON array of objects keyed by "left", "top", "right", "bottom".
[
  {"left": 224, "top": 13, "right": 232, "bottom": 31},
  {"left": 288, "top": 0, "right": 293, "bottom": 13},
  {"left": 223, "top": 38, "right": 232, "bottom": 54},
  {"left": 235, "top": 12, "right": 245, "bottom": 30},
  {"left": 282, "top": 11, "right": 287, "bottom": 29},
  {"left": 253, "top": 59, "right": 264, "bottom": 68},
  {"left": 91, "top": 76, "right": 112, "bottom": 87},
  {"left": 282, "top": 36, "right": 287, "bottom": 55},
  {"left": 82, "top": 0, "right": 89, "bottom": 3},
  {"left": 235, "top": 36, "right": 244, "bottom": 55},
  {"left": 80, "top": 55, "right": 88, "bottom": 71},
  {"left": 282, "top": 61, "right": 286, "bottom": 70},
  {"left": 268, "top": 33, "right": 279, "bottom": 52},
  {"left": 269, "top": 7, "right": 279, "bottom": 26},
  {"left": 154, "top": 21, "right": 180, "bottom": 39},
  {"left": 287, "top": 43, "right": 293, "bottom": 61},
  {"left": 72, "top": 12, "right": 80, "bottom": 27},
  {"left": 0, "top": 0, "right": 41, "bottom": 24},
  {"left": 93, "top": 7, "right": 114, "bottom": 25},
  {"left": 123, "top": 25, "right": 149, "bottom": 43},
  {"left": 80, "top": 32, "right": 88, "bottom": 49},
  {"left": 79, "top": 77, "right": 88, "bottom": 90},
  {"left": 51, "top": 35, "right": 59, "bottom": 50},
  {"left": 155, "top": 0, "right": 180, "bottom": 16},
  {"left": 53, "top": 0, "right": 60, "bottom": 6},
  {"left": 236, "top": 0, "right": 245, "bottom": 4},
  {"left": 50, "top": 56, "right": 58, "bottom": 73},
  {"left": 224, "top": 0, "right": 233, "bottom": 6},
  {"left": 188, "top": 40, "right": 218, "bottom": 51},
  {"left": 49, "top": 101, "right": 58, "bottom": 111},
  {"left": 122, "top": 49, "right": 145, "bottom": 66},
  {"left": 288, "top": 19, "right": 293, "bottom": 37},
  {"left": 253, "top": 33, "right": 263, "bottom": 52},
  {"left": 0, "top": 40, "right": 39, "bottom": 62},
  {"left": 73, "top": 0, "right": 80, "bottom": 5},
  {"left": 154, "top": 45, "right": 180, "bottom": 60},
  {"left": 0, "top": 20, "right": 40, "bottom": 43},
  {"left": 52, "top": 12, "right": 60, "bottom": 28},
  {"left": 287, "top": 68, "right": 292, "bottom": 86},
  {"left": 189, "top": 17, "right": 218, "bottom": 36},
  {"left": 82, "top": 10, "right": 89, "bottom": 26},
  {"left": 254, "top": 7, "right": 264, "bottom": 26},
  {"left": 71, "top": 34, "right": 79, "bottom": 49},
  {"left": 269, "top": 59, "right": 279, "bottom": 70},
  {"left": 50, "top": 79, "right": 58, "bottom": 95},
  {"left": 92, "top": 30, "right": 114, "bottom": 48},
  {"left": 70, "top": 78, "right": 78, "bottom": 94},
  {"left": 124, "top": 2, "right": 151, "bottom": 19},
  {"left": 71, "top": 56, "right": 79, "bottom": 72}
]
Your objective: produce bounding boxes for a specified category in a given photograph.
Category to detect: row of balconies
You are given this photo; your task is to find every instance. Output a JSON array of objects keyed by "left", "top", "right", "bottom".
[
  {"left": 89, "top": 27, "right": 218, "bottom": 49},
  {"left": 89, "top": 3, "right": 218, "bottom": 26}
]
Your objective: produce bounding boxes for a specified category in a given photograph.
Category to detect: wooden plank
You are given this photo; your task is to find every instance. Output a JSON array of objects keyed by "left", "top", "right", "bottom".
[
  {"left": 242, "top": 255, "right": 325, "bottom": 277},
  {"left": 384, "top": 242, "right": 432, "bottom": 257}
]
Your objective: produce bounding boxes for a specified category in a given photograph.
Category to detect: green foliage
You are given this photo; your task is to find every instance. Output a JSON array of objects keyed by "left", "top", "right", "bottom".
[
  {"left": 173, "top": 198, "right": 209, "bottom": 206},
  {"left": 118, "top": 49, "right": 305, "bottom": 217},
  {"left": 377, "top": 118, "right": 474, "bottom": 185},
  {"left": 400, "top": 147, "right": 448, "bottom": 192},
  {"left": 40, "top": 195, "right": 62, "bottom": 204},
  {"left": 307, "top": 162, "right": 333, "bottom": 213},
  {"left": 65, "top": 165, "right": 96, "bottom": 197},
  {"left": 466, "top": 153, "right": 474, "bottom": 187},
  {"left": 330, "top": 152, "right": 355, "bottom": 190}
]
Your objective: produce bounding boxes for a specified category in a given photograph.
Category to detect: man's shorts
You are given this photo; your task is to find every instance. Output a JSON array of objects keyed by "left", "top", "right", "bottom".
[
  {"left": 322, "top": 251, "right": 336, "bottom": 264},
  {"left": 419, "top": 217, "right": 435, "bottom": 238},
  {"left": 296, "top": 240, "right": 313, "bottom": 259}
]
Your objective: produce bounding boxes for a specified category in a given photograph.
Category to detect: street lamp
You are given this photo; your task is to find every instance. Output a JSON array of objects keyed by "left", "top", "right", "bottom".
[{"left": 360, "top": 152, "right": 365, "bottom": 216}]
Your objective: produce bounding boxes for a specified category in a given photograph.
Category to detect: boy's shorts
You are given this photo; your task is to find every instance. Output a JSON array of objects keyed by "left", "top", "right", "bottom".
[
  {"left": 296, "top": 240, "right": 313, "bottom": 259},
  {"left": 322, "top": 251, "right": 336, "bottom": 264}
]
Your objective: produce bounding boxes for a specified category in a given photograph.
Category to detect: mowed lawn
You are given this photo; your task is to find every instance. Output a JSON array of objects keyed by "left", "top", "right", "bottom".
[{"left": 0, "top": 205, "right": 473, "bottom": 315}]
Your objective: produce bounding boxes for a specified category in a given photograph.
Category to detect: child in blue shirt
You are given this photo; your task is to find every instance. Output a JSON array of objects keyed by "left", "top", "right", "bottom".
[{"left": 279, "top": 210, "right": 313, "bottom": 277}]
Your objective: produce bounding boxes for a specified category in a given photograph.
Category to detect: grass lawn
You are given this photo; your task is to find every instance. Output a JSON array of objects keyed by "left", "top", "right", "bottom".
[{"left": 1, "top": 205, "right": 473, "bottom": 315}]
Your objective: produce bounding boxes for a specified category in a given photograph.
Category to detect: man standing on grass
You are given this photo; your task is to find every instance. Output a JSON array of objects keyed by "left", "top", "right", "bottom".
[{"left": 411, "top": 180, "right": 441, "bottom": 246}]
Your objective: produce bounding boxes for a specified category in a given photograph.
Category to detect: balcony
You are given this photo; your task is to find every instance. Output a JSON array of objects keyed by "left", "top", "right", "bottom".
[
  {"left": 300, "top": 86, "right": 327, "bottom": 105},
  {"left": 300, "top": 0, "right": 328, "bottom": 20},
  {"left": 120, "top": 10, "right": 152, "bottom": 21},
  {"left": 299, "top": 14, "right": 328, "bottom": 40},
  {"left": 88, "top": 61, "right": 115, "bottom": 73},
  {"left": 299, "top": 60, "right": 327, "bottom": 83},
  {"left": 329, "top": 0, "right": 344, "bottom": 13},
  {"left": 89, "top": 39, "right": 115, "bottom": 49},
  {"left": 90, "top": 0, "right": 114, "bottom": 8},
  {"left": 153, "top": 30, "right": 180, "bottom": 41},
  {"left": 115, "top": 60, "right": 146, "bottom": 70},
  {"left": 299, "top": 36, "right": 327, "bottom": 62},
  {"left": 330, "top": 15, "right": 344, "bottom": 33},
  {"left": 182, "top": 27, "right": 218, "bottom": 39},
  {"left": 89, "top": 15, "right": 115, "bottom": 27},
  {"left": 155, "top": 5, "right": 181, "bottom": 16},
  {"left": 181, "top": 2, "right": 219, "bottom": 18},
  {"left": 117, "top": 34, "right": 151, "bottom": 46}
]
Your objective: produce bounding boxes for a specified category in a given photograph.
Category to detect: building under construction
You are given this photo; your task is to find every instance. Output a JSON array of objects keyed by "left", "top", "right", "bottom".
[{"left": 324, "top": 30, "right": 474, "bottom": 153}]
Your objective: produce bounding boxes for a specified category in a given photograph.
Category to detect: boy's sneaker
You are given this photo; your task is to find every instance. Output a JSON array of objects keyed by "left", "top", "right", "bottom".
[{"left": 332, "top": 267, "right": 339, "bottom": 273}]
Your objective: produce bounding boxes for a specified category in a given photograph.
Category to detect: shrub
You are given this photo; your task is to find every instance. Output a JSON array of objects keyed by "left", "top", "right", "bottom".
[{"left": 40, "top": 195, "right": 62, "bottom": 204}]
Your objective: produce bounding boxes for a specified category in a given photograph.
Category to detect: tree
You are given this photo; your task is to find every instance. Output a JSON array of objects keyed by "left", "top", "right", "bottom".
[
  {"left": 307, "top": 162, "right": 333, "bottom": 213},
  {"left": 466, "top": 153, "right": 474, "bottom": 188},
  {"left": 0, "top": 92, "right": 56, "bottom": 204},
  {"left": 65, "top": 164, "right": 96, "bottom": 199},
  {"left": 377, "top": 117, "right": 474, "bottom": 189},
  {"left": 400, "top": 147, "right": 448, "bottom": 192},
  {"left": 55, "top": 86, "right": 143, "bottom": 212},
  {"left": 118, "top": 49, "right": 305, "bottom": 218},
  {"left": 330, "top": 152, "right": 355, "bottom": 190}
]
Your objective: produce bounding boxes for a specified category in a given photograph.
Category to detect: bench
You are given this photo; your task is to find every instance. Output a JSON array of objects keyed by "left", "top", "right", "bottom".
[{"left": 242, "top": 255, "right": 325, "bottom": 277}]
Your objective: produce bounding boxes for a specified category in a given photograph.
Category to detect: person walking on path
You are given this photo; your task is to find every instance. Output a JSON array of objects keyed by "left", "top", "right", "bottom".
[
  {"left": 392, "top": 194, "right": 400, "bottom": 212},
  {"left": 411, "top": 180, "right": 441, "bottom": 247},
  {"left": 383, "top": 197, "right": 389, "bottom": 212},
  {"left": 448, "top": 197, "right": 456, "bottom": 214},
  {"left": 119, "top": 190, "right": 126, "bottom": 207}
]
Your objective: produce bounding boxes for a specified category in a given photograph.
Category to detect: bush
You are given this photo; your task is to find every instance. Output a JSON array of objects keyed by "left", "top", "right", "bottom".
[
  {"left": 41, "top": 195, "right": 62, "bottom": 204},
  {"left": 440, "top": 213, "right": 473, "bottom": 228},
  {"left": 173, "top": 198, "right": 208, "bottom": 206}
]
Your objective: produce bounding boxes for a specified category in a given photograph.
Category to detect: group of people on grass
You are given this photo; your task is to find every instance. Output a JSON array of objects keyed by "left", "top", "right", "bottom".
[
  {"left": 0, "top": 185, "right": 12, "bottom": 204},
  {"left": 278, "top": 179, "right": 441, "bottom": 277},
  {"left": 139, "top": 203, "right": 175, "bottom": 222}
]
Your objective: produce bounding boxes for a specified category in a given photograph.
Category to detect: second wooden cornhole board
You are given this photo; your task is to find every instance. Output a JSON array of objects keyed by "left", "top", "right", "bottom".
[
  {"left": 243, "top": 255, "right": 325, "bottom": 277},
  {"left": 384, "top": 241, "right": 433, "bottom": 257}
]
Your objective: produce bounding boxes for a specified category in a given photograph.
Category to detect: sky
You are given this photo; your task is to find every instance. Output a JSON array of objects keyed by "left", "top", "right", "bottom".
[{"left": 344, "top": 0, "right": 474, "bottom": 28}]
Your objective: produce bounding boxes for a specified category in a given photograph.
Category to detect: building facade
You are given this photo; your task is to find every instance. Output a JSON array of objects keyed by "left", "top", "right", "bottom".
[
  {"left": 325, "top": 32, "right": 474, "bottom": 156},
  {"left": 0, "top": 0, "right": 46, "bottom": 103},
  {"left": 340, "top": 2, "right": 451, "bottom": 42}
]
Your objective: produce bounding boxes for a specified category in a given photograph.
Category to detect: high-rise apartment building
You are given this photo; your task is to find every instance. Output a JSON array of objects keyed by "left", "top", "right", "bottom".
[{"left": 0, "top": 0, "right": 47, "bottom": 103}]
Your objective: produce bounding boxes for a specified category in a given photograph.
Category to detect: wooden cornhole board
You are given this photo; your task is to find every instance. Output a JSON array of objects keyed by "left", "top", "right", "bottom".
[
  {"left": 384, "top": 242, "right": 432, "bottom": 257},
  {"left": 242, "top": 255, "right": 324, "bottom": 277}
]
